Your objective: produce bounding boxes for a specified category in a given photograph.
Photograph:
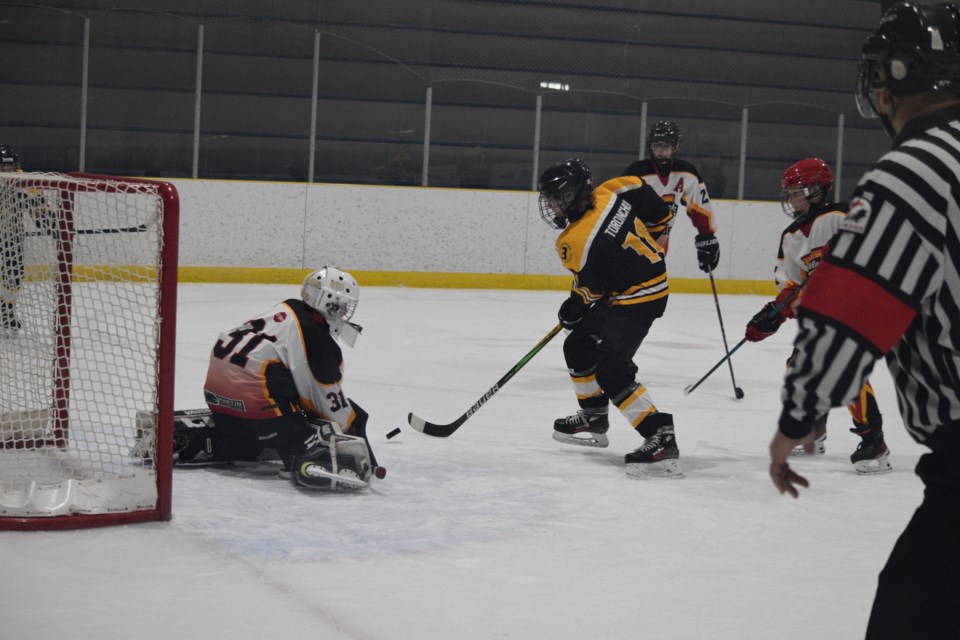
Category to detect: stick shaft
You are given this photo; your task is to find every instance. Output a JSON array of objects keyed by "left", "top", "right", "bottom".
[
  {"left": 684, "top": 278, "right": 811, "bottom": 395},
  {"left": 408, "top": 324, "right": 563, "bottom": 437},
  {"left": 708, "top": 271, "right": 740, "bottom": 395}
]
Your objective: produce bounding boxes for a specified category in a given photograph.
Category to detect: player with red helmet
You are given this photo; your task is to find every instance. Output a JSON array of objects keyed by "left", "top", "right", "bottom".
[{"left": 745, "top": 157, "right": 890, "bottom": 473}]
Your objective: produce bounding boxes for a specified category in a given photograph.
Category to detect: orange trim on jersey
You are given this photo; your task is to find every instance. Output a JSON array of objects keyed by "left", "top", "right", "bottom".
[
  {"left": 800, "top": 262, "right": 917, "bottom": 354},
  {"left": 687, "top": 203, "right": 716, "bottom": 234}
]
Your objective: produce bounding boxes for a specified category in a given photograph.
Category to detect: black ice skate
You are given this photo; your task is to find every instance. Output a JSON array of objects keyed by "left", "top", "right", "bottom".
[
  {"left": 624, "top": 424, "right": 681, "bottom": 478},
  {"left": 850, "top": 429, "right": 892, "bottom": 475},
  {"left": 552, "top": 410, "right": 610, "bottom": 448}
]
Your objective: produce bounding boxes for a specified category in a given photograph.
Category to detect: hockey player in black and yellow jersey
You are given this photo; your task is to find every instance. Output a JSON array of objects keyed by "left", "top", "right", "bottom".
[
  {"left": 538, "top": 158, "right": 680, "bottom": 477},
  {"left": 623, "top": 121, "right": 720, "bottom": 273}
]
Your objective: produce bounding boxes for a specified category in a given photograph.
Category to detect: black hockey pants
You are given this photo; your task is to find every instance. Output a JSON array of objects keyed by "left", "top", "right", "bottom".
[
  {"left": 865, "top": 425, "right": 960, "bottom": 639},
  {"left": 562, "top": 303, "right": 659, "bottom": 412}
]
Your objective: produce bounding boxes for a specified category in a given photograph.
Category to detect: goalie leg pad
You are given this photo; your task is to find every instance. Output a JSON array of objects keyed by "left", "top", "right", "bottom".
[
  {"left": 291, "top": 428, "right": 373, "bottom": 491},
  {"left": 133, "top": 408, "right": 222, "bottom": 464}
]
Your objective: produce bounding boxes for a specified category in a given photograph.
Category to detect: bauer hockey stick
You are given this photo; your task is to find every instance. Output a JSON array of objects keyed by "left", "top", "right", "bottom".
[
  {"left": 708, "top": 271, "right": 744, "bottom": 399},
  {"left": 408, "top": 323, "right": 563, "bottom": 437},
  {"left": 683, "top": 278, "right": 811, "bottom": 396}
]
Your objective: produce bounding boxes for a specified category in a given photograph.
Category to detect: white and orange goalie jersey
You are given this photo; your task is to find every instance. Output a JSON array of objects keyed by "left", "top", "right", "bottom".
[{"left": 203, "top": 298, "right": 359, "bottom": 431}]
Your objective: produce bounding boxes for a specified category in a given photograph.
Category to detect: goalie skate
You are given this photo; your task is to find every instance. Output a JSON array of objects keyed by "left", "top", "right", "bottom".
[{"left": 552, "top": 410, "right": 610, "bottom": 448}]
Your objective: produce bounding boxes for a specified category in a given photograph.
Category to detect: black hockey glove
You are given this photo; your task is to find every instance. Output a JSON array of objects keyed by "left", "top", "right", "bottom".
[
  {"left": 745, "top": 302, "right": 786, "bottom": 342},
  {"left": 558, "top": 297, "right": 586, "bottom": 330},
  {"left": 695, "top": 232, "right": 720, "bottom": 273}
]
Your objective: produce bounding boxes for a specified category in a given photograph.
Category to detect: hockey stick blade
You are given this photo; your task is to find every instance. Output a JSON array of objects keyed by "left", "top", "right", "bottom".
[
  {"left": 406, "top": 324, "right": 562, "bottom": 438},
  {"left": 684, "top": 277, "right": 812, "bottom": 396},
  {"left": 407, "top": 411, "right": 467, "bottom": 438},
  {"left": 407, "top": 379, "right": 501, "bottom": 437}
]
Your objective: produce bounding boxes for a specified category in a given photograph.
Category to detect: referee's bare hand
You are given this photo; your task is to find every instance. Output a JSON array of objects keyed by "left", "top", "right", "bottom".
[{"left": 769, "top": 431, "right": 810, "bottom": 498}]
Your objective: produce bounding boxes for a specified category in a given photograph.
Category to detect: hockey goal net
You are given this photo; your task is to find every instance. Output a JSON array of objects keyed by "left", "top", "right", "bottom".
[{"left": 0, "top": 171, "right": 178, "bottom": 530}]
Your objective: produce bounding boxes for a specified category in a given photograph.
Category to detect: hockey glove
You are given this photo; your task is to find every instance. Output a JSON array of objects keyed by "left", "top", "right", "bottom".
[
  {"left": 558, "top": 297, "right": 586, "bottom": 330},
  {"left": 745, "top": 301, "right": 786, "bottom": 342},
  {"left": 695, "top": 233, "right": 720, "bottom": 273}
]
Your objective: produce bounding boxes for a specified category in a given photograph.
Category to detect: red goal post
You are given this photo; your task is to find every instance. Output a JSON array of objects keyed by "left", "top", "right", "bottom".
[{"left": 0, "top": 171, "right": 179, "bottom": 530}]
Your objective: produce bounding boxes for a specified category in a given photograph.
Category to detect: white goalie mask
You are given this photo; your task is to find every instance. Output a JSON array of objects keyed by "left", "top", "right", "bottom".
[{"left": 301, "top": 267, "right": 362, "bottom": 347}]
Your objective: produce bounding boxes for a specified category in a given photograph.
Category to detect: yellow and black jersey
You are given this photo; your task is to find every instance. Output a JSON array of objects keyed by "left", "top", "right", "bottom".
[
  {"left": 622, "top": 157, "right": 716, "bottom": 241},
  {"left": 556, "top": 176, "right": 670, "bottom": 317}
]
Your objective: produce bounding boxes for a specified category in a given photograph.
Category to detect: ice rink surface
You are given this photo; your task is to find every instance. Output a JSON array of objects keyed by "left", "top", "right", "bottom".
[{"left": 2, "top": 284, "right": 927, "bottom": 639}]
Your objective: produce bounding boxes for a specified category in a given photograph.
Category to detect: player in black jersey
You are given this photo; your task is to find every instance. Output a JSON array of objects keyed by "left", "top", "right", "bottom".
[
  {"left": 768, "top": 4, "right": 960, "bottom": 637},
  {"left": 538, "top": 158, "right": 680, "bottom": 477}
]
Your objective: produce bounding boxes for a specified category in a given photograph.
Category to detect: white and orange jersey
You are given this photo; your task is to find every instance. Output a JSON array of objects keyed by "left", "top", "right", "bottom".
[
  {"left": 622, "top": 158, "right": 716, "bottom": 246},
  {"left": 203, "top": 298, "right": 358, "bottom": 430},
  {"left": 774, "top": 201, "right": 847, "bottom": 315}
]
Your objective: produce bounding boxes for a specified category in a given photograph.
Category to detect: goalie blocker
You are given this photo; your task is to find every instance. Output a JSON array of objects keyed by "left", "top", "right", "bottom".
[{"left": 135, "top": 409, "right": 384, "bottom": 491}]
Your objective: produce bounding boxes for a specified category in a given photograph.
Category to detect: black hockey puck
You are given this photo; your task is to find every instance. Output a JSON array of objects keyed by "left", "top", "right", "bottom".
[{"left": 386, "top": 427, "right": 401, "bottom": 439}]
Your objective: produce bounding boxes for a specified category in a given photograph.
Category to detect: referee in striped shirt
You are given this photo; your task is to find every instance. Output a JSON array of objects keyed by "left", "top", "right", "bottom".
[{"left": 768, "top": 3, "right": 960, "bottom": 637}]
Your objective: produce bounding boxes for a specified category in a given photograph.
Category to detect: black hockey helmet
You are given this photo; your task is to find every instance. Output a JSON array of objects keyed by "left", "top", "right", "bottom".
[
  {"left": 649, "top": 120, "right": 682, "bottom": 147},
  {"left": 0, "top": 144, "right": 20, "bottom": 172},
  {"left": 857, "top": 2, "right": 960, "bottom": 121},
  {"left": 648, "top": 120, "right": 681, "bottom": 172},
  {"left": 537, "top": 158, "right": 594, "bottom": 229}
]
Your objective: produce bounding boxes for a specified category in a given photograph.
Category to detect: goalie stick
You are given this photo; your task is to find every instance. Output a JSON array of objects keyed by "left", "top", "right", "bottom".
[
  {"left": 683, "top": 277, "right": 811, "bottom": 396},
  {"left": 408, "top": 323, "right": 563, "bottom": 437}
]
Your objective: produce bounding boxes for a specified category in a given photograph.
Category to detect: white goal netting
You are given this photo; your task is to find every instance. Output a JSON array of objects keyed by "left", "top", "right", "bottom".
[{"left": 0, "top": 172, "right": 176, "bottom": 524}]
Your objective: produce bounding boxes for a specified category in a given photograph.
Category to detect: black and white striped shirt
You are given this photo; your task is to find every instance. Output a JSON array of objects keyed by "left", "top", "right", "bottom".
[{"left": 779, "top": 104, "right": 960, "bottom": 445}]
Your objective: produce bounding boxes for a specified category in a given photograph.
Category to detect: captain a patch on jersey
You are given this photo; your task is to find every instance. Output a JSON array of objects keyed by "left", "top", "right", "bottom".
[{"left": 841, "top": 194, "right": 873, "bottom": 234}]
